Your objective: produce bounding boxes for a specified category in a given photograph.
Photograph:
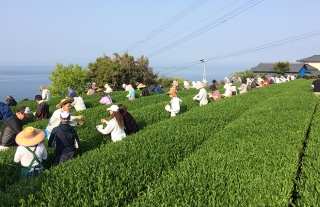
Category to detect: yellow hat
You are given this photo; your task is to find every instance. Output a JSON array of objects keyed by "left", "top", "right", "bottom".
[
  {"left": 15, "top": 127, "right": 45, "bottom": 147},
  {"left": 166, "top": 89, "right": 177, "bottom": 97},
  {"left": 137, "top": 83, "right": 146, "bottom": 89}
]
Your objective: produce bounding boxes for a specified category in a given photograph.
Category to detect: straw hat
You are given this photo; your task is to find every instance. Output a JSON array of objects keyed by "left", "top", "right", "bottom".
[
  {"left": 96, "top": 88, "right": 103, "bottom": 92},
  {"left": 167, "top": 89, "right": 177, "bottom": 97},
  {"left": 15, "top": 127, "right": 45, "bottom": 147},
  {"left": 137, "top": 83, "right": 146, "bottom": 89},
  {"left": 56, "top": 98, "right": 74, "bottom": 108}
]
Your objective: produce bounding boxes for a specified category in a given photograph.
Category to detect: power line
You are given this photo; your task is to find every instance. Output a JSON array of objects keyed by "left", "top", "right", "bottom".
[
  {"left": 147, "top": 0, "right": 263, "bottom": 58},
  {"left": 303, "top": 41, "right": 320, "bottom": 57},
  {"left": 123, "top": 0, "right": 207, "bottom": 53},
  {"left": 140, "top": 0, "right": 241, "bottom": 54},
  {"left": 159, "top": 29, "right": 320, "bottom": 75}
]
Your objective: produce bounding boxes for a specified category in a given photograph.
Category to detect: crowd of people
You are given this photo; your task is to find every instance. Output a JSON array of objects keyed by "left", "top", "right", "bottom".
[{"left": 0, "top": 74, "right": 316, "bottom": 180}]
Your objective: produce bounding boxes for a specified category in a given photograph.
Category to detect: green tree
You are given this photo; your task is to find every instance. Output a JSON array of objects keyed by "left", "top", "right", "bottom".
[
  {"left": 230, "top": 69, "right": 254, "bottom": 80},
  {"left": 48, "top": 63, "right": 90, "bottom": 97},
  {"left": 88, "top": 53, "right": 158, "bottom": 90},
  {"left": 273, "top": 61, "right": 290, "bottom": 75}
]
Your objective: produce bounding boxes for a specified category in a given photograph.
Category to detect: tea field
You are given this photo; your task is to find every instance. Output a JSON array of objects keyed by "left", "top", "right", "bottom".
[{"left": 0, "top": 79, "right": 319, "bottom": 206}]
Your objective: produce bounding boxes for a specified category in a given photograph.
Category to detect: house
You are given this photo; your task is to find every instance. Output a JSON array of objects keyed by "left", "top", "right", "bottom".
[
  {"left": 251, "top": 62, "right": 320, "bottom": 77},
  {"left": 297, "top": 55, "right": 320, "bottom": 70}
]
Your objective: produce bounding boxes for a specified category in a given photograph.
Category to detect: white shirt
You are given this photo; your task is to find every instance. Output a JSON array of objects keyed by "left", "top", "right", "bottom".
[
  {"left": 184, "top": 81, "right": 190, "bottom": 89},
  {"left": 222, "top": 88, "right": 232, "bottom": 97},
  {"left": 46, "top": 108, "right": 78, "bottom": 132},
  {"left": 193, "top": 88, "right": 208, "bottom": 105},
  {"left": 170, "top": 97, "right": 182, "bottom": 113},
  {"left": 71, "top": 97, "right": 86, "bottom": 111},
  {"left": 97, "top": 118, "right": 126, "bottom": 142},
  {"left": 14, "top": 143, "right": 47, "bottom": 167},
  {"left": 42, "top": 89, "right": 51, "bottom": 101}
]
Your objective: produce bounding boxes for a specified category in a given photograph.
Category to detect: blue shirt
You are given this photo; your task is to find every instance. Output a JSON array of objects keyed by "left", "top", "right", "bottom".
[{"left": 0, "top": 102, "right": 13, "bottom": 124}]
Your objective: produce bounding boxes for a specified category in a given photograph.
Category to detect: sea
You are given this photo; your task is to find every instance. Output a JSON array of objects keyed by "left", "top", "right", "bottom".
[
  {"left": 0, "top": 66, "right": 53, "bottom": 102},
  {"left": 0, "top": 65, "right": 226, "bottom": 102}
]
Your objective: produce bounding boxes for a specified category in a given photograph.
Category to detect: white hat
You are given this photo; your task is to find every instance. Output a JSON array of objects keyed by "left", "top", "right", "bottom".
[
  {"left": 196, "top": 81, "right": 204, "bottom": 89},
  {"left": 107, "top": 105, "right": 119, "bottom": 111},
  {"left": 18, "top": 106, "right": 31, "bottom": 117}
]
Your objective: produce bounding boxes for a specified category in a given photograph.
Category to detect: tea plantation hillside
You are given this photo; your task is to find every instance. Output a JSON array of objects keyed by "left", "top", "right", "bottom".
[{"left": 1, "top": 79, "right": 320, "bottom": 206}]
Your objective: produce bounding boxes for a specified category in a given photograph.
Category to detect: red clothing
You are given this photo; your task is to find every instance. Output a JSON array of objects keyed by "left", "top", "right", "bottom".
[{"left": 265, "top": 78, "right": 270, "bottom": 86}]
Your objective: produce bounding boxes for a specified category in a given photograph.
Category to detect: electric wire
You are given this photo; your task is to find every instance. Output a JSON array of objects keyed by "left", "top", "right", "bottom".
[
  {"left": 123, "top": 0, "right": 207, "bottom": 53},
  {"left": 147, "top": 0, "right": 263, "bottom": 58},
  {"left": 159, "top": 29, "right": 320, "bottom": 75},
  {"left": 139, "top": 0, "right": 241, "bottom": 54}
]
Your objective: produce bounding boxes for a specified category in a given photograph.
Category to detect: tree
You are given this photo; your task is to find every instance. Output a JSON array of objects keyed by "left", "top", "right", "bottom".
[
  {"left": 48, "top": 63, "right": 90, "bottom": 97},
  {"left": 230, "top": 69, "right": 254, "bottom": 80},
  {"left": 273, "top": 61, "right": 290, "bottom": 75},
  {"left": 88, "top": 53, "right": 158, "bottom": 90}
]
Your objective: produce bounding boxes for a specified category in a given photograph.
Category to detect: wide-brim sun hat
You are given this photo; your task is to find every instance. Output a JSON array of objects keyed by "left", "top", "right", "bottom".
[
  {"left": 107, "top": 105, "right": 119, "bottom": 111},
  {"left": 167, "top": 89, "right": 177, "bottom": 97},
  {"left": 56, "top": 98, "right": 74, "bottom": 108},
  {"left": 96, "top": 88, "right": 103, "bottom": 92},
  {"left": 137, "top": 83, "right": 146, "bottom": 89},
  {"left": 196, "top": 81, "right": 204, "bottom": 89},
  {"left": 15, "top": 127, "right": 45, "bottom": 147}
]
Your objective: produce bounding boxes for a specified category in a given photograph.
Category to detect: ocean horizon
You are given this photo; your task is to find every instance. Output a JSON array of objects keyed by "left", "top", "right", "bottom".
[{"left": 0, "top": 65, "right": 226, "bottom": 102}]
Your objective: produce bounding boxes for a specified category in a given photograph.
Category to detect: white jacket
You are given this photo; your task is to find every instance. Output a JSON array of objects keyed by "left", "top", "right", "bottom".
[
  {"left": 71, "top": 97, "right": 86, "bottom": 111},
  {"left": 193, "top": 88, "right": 208, "bottom": 105},
  {"left": 97, "top": 118, "right": 126, "bottom": 142},
  {"left": 42, "top": 89, "right": 51, "bottom": 101},
  {"left": 46, "top": 109, "right": 78, "bottom": 132},
  {"left": 166, "top": 97, "right": 182, "bottom": 117}
]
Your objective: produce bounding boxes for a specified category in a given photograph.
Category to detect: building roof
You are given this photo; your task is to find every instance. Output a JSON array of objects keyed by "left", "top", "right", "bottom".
[
  {"left": 305, "top": 64, "right": 320, "bottom": 74},
  {"left": 251, "top": 63, "right": 305, "bottom": 73},
  {"left": 297, "top": 55, "right": 320, "bottom": 63}
]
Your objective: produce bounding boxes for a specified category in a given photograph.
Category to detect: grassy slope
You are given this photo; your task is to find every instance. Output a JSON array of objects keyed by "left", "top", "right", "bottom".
[{"left": 0, "top": 80, "right": 318, "bottom": 206}]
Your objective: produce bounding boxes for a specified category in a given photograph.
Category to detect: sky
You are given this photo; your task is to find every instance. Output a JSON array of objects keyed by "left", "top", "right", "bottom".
[{"left": 1, "top": 0, "right": 320, "bottom": 82}]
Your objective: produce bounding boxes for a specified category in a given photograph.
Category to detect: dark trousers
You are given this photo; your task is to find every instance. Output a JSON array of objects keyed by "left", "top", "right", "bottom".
[{"left": 56, "top": 151, "right": 76, "bottom": 164}]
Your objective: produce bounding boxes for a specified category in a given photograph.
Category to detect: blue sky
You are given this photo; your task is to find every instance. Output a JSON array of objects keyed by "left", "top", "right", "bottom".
[{"left": 1, "top": 0, "right": 320, "bottom": 81}]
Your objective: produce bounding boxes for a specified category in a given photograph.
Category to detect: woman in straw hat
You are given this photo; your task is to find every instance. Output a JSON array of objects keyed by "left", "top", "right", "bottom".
[
  {"left": 193, "top": 81, "right": 208, "bottom": 106},
  {"left": 14, "top": 127, "right": 47, "bottom": 179},
  {"left": 97, "top": 105, "right": 126, "bottom": 142},
  {"left": 165, "top": 89, "right": 182, "bottom": 117},
  {"left": 48, "top": 111, "right": 80, "bottom": 165},
  {"left": 45, "top": 98, "right": 84, "bottom": 138},
  {"left": 137, "top": 83, "right": 149, "bottom": 96}
]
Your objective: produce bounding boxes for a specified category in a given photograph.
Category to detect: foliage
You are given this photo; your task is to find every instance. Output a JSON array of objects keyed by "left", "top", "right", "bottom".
[
  {"left": 48, "top": 63, "right": 90, "bottom": 97},
  {"left": 273, "top": 61, "right": 290, "bottom": 75},
  {"left": 1, "top": 80, "right": 320, "bottom": 206},
  {"left": 230, "top": 69, "right": 254, "bottom": 79},
  {"left": 87, "top": 53, "right": 158, "bottom": 90},
  {"left": 155, "top": 76, "right": 185, "bottom": 88}
]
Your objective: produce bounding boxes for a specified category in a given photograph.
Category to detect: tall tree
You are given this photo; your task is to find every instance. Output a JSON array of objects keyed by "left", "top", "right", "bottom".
[
  {"left": 48, "top": 63, "right": 89, "bottom": 97},
  {"left": 273, "top": 61, "right": 290, "bottom": 75},
  {"left": 88, "top": 53, "right": 158, "bottom": 90}
]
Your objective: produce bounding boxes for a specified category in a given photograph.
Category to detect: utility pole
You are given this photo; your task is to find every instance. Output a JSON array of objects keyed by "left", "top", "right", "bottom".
[{"left": 200, "top": 58, "right": 207, "bottom": 84}]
